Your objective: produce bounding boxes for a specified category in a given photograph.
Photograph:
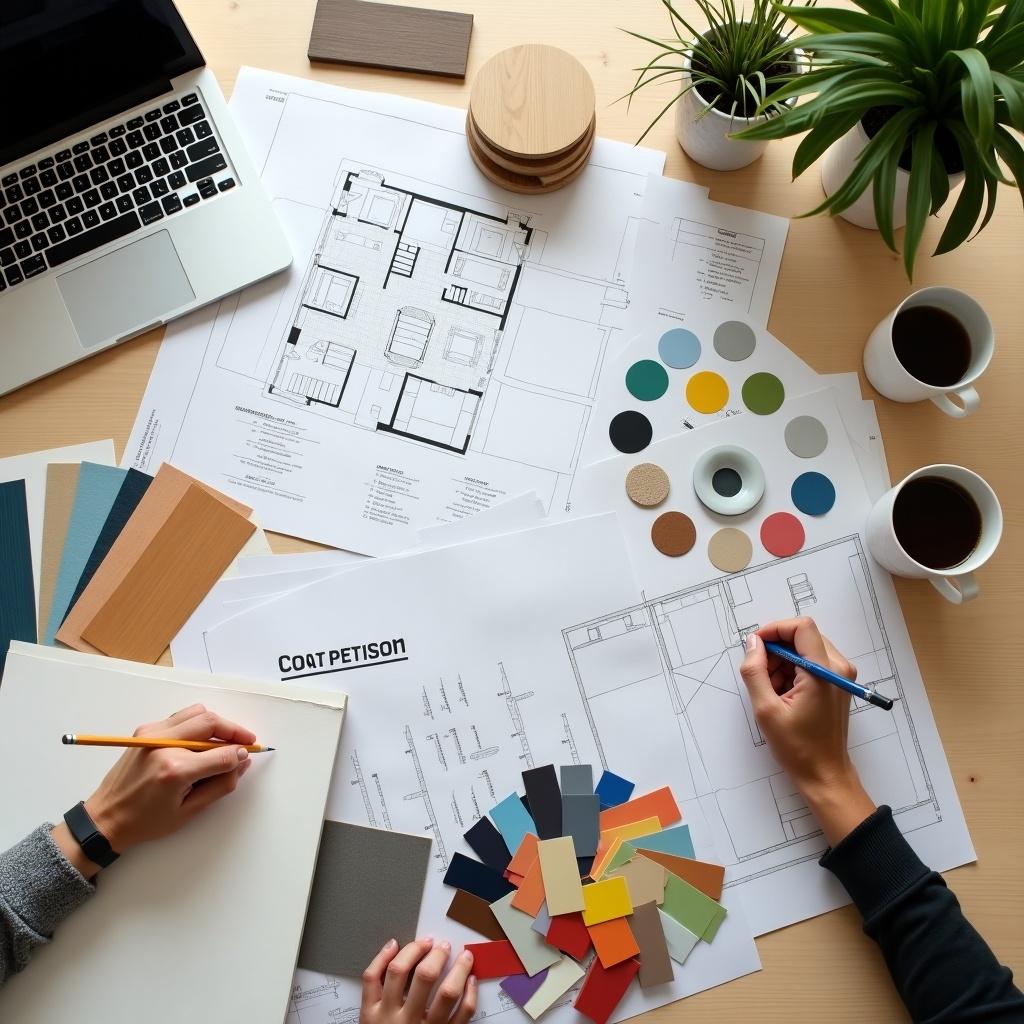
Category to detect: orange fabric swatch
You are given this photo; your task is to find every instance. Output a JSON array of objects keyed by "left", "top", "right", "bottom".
[
  {"left": 510, "top": 856, "right": 545, "bottom": 916},
  {"left": 587, "top": 917, "right": 640, "bottom": 969},
  {"left": 636, "top": 850, "right": 725, "bottom": 901},
  {"left": 508, "top": 833, "right": 540, "bottom": 876},
  {"left": 598, "top": 787, "right": 681, "bottom": 832}
]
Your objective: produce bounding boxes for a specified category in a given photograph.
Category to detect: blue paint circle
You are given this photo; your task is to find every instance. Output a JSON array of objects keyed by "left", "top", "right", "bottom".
[
  {"left": 791, "top": 472, "right": 836, "bottom": 516},
  {"left": 658, "top": 328, "right": 701, "bottom": 369}
]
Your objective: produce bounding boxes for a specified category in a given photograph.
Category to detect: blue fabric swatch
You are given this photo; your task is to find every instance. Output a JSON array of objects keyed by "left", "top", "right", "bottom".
[
  {"left": 632, "top": 824, "right": 695, "bottom": 860},
  {"left": 44, "top": 463, "right": 127, "bottom": 645},
  {"left": 595, "top": 770, "right": 635, "bottom": 810},
  {"left": 0, "top": 480, "right": 37, "bottom": 675},
  {"left": 490, "top": 792, "right": 537, "bottom": 852}
]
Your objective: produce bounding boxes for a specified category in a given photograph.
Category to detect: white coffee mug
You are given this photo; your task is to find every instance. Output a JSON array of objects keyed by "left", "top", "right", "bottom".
[
  {"left": 863, "top": 286, "right": 993, "bottom": 418},
  {"left": 866, "top": 465, "right": 1002, "bottom": 604}
]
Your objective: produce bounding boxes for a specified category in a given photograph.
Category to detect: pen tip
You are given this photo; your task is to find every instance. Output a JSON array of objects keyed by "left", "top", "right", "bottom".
[
  {"left": 61, "top": 734, "right": 72, "bottom": 745},
  {"left": 265, "top": 746, "right": 275, "bottom": 752}
]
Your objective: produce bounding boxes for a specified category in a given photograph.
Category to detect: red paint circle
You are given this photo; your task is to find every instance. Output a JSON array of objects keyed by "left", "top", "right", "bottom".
[{"left": 760, "top": 512, "right": 805, "bottom": 557}]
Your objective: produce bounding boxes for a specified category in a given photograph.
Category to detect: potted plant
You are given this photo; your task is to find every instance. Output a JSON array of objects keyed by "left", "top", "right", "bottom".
[
  {"left": 734, "top": 0, "right": 1024, "bottom": 277},
  {"left": 624, "top": 0, "right": 811, "bottom": 171}
]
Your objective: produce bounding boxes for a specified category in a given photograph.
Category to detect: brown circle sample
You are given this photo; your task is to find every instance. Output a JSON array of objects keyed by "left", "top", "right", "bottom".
[
  {"left": 625, "top": 463, "right": 670, "bottom": 508},
  {"left": 651, "top": 512, "right": 697, "bottom": 557},
  {"left": 470, "top": 44, "right": 596, "bottom": 160}
]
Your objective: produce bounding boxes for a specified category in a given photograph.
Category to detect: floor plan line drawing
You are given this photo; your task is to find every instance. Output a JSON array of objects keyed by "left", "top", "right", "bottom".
[
  {"left": 499, "top": 662, "right": 536, "bottom": 770},
  {"left": 403, "top": 726, "right": 450, "bottom": 870},
  {"left": 562, "top": 535, "right": 940, "bottom": 885}
]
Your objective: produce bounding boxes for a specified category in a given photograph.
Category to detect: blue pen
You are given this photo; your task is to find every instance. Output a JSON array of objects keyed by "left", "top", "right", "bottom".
[{"left": 763, "top": 641, "right": 895, "bottom": 711}]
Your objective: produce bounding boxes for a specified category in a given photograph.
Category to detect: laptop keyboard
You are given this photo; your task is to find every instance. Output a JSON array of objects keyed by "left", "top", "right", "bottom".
[{"left": 0, "top": 91, "right": 236, "bottom": 294}]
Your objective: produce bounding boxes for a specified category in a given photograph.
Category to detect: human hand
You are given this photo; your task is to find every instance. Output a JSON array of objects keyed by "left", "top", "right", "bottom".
[
  {"left": 361, "top": 938, "right": 477, "bottom": 1024},
  {"left": 75, "top": 704, "right": 255, "bottom": 862},
  {"left": 740, "top": 617, "right": 875, "bottom": 845}
]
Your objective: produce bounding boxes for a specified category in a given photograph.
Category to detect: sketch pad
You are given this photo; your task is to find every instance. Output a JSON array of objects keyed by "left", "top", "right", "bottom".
[
  {"left": 298, "top": 821, "right": 431, "bottom": 978},
  {"left": 0, "top": 643, "right": 344, "bottom": 1023}
]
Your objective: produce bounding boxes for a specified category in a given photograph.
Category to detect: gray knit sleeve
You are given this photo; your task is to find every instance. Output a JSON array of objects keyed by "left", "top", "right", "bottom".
[{"left": 0, "top": 824, "right": 95, "bottom": 987}]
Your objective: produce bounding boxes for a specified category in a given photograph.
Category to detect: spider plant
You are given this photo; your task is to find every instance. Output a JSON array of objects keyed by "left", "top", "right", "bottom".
[
  {"left": 623, "top": 0, "right": 812, "bottom": 146},
  {"left": 734, "top": 0, "right": 1024, "bottom": 277}
]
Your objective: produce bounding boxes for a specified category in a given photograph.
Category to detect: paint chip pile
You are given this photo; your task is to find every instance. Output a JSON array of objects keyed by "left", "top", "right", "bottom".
[{"left": 443, "top": 764, "right": 727, "bottom": 1023}]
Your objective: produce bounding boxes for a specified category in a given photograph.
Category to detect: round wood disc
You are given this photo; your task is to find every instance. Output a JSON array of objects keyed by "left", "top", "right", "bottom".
[
  {"left": 466, "top": 116, "right": 592, "bottom": 194},
  {"left": 651, "top": 512, "right": 697, "bottom": 557},
  {"left": 467, "top": 112, "right": 595, "bottom": 178},
  {"left": 625, "top": 462, "right": 670, "bottom": 507},
  {"left": 470, "top": 44, "right": 596, "bottom": 160}
]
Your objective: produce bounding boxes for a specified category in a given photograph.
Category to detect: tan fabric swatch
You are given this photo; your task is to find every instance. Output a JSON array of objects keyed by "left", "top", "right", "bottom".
[
  {"left": 38, "top": 464, "right": 81, "bottom": 643},
  {"left": 80, "top": 484, "right": 255, "bottom": 663},
  {"left": 57, "top": 464, "right": 251, "bottom": 653}
]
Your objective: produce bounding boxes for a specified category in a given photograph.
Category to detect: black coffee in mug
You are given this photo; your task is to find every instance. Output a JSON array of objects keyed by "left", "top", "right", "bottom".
[
  {"left": 892, "top": 305, "right": 972, "bottom": 387},
  {"left": 892, "top": 476, "right": 982, "bottom": 570}
]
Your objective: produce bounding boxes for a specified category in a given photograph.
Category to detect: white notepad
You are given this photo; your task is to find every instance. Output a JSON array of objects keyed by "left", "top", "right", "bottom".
[{"left": 0, "top": 642, "right": 345, "bottom": 1023}]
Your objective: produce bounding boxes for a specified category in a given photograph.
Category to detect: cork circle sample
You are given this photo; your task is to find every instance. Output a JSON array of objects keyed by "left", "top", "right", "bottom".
[
  {"left": 625, "top": 463, "right": 670, "bottom": 507},
  {"left": 651, "top": 512, "right": 697, "bottom": 557}
]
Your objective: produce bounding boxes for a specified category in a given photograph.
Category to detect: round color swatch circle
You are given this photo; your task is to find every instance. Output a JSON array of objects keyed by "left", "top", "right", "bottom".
[
  {"left": 712, "top": 467, "right": 742, "bottom": 498},
  {"left": 791, "top": 472, "right": 836, "bottom": 516},
  {"left": 708, "top": 528, "right": 753, "bottom": 573},
  {"left": 713, "top": 320, "right": 757, "bottom": 362},
  {"left": 651, "top": 512, "right": 697, "bottom": 557},
  {"left": 625, "top": 360, "right": 669, "bottom": 401},
  {"left": 760, "top": 512, "right": 805, "bottom": 557},
  {"left": 609, "top": 410, "right": 653, "bottom": 454},
  {"left": 625, "top": 463, "right": 670, "bottom": 507},
  {"left": 658, "top": 328, "right": 701, "bottom": 369},
  {"left": 686, "top": 371, "right": 729, "bottom": 414},
  {"left": 742, "top": 372, "right": 785, "bottom": 415},
  {"left": 784, "top": 415, "right": 829, "bottom": 458}
]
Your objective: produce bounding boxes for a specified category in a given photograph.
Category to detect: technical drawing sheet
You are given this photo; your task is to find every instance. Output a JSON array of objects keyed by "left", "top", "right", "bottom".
[
  {"left": 125, "top": 69, "right": 665, "bottom": 554},
  {"left": 571, "top": 390, "right": 975, "bottom": 935},
  {"left": 198, "top": 516, "right": 762, "bottom": 1024}
]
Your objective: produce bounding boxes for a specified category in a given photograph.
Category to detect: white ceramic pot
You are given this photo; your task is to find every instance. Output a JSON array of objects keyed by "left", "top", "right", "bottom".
[
  {"left": 674, "top": 43, "right": 804, "bottom": 171},
  {"left": 821, "top": 120, "right": 965, "bottom": 230}
]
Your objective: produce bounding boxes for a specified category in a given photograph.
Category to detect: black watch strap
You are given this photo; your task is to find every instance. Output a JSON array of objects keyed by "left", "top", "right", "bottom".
[{"left": 64, "top": 801, "right": 119, "bottom": 868}]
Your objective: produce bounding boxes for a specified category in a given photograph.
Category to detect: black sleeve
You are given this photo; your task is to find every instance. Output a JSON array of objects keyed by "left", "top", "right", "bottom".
[{"left": 821, "top": 805, "right": 1024, "bottom": 1023}]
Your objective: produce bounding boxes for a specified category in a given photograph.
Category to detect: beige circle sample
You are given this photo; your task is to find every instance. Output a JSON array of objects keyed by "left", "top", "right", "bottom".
[
  {"left": 470, "top": 44, "right": 596, "bottom": 159},
  {"left": 707, "top": 528, "right": 753, "bottom": 572},
  {"left": 651, "top": 512, "right": 697, "bottom": 557},
  {"left": 625, "top": 462, "right": 671, "bottom": 507}
]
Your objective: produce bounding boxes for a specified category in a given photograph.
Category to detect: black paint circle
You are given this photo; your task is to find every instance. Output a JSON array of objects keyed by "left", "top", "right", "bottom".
[
  {"left": 609, "top": 410, "right": 653, "bottom": 454},
  {"left": 712, "top": 467, "right": 742, "bottom": 497}
]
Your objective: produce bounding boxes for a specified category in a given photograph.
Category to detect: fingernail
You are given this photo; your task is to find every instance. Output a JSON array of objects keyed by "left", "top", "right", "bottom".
[
  {"left": 237, "top": 747, "right": 249, "bottom": 761},
  {"left": 383, "top": 938, "right": 396, "bottom": 952},
  {"left": 460, "top": 949, "right": 474, "bottom": 963},
  {"left": 746, "top": 633, "right": 759, "bottom": 653},
  {"left": 468, "top": 975, "right": 477, "bottom": 990},
  {"left": 441, "top": 940, "right": 451, "bottom": 951},
  {"left": 419, "top": 935, "right": 433, "bottom": 946}
]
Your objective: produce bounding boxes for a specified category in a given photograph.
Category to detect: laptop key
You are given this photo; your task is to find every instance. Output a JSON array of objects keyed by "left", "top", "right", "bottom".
[
  {"left": 186, "top": 138, "right": 220, "bottom": 162},
  {"left": 144, "top": 123, "right": 161, "bottom": 142},
  {"left": 5, "top": 265, "right": 24, "bottom": 286},
  {"left": 135, "top": 166, "right": 154, "bottom": 186},
  {"left": 187, "top": 155, "right": 227, "bottom": 183},
  {"left": 127, "top": 117, "right": 144, "bottom": 130},
  {"left": 176, "top": 127, "right": 196, "bottom": 147},
  {"left": 82, "top": 210, "right": 99, "bottom": 229},
  {"left": 198, "top": 180, "right": 218, "bottom": 200},
  {"left": 73, "top": 153, "right": 93, "bottom": 173},
  {"left": 0, "top": 247, "right": 12, "bottom": 267},
  {"left": 72, "top": 141, "right": 90, "bottom": 154},
  {"left": 92, "top": 145, "right": 110, "bottom": 165},
  {"left": 55, "top": 182, "right": 73, "bottom": 201},
  {"left": 66, "top": 197, "right": 84, "bottom": 216},
  {"left": 169, "top": 151, "right": 189, "bottom": 170},
  {"left": 47, "top": 224, "right": 66, "bottom": 243},
  {"left": 144, "top": 108, "right": 161, "bottom": 122},
  {"left": 58, "top": 161, "right": 75, "bottom": 181},
  {"left": 125, "top": 151, "right": 143, "bottom": 170},
  {"left": 117, "top": 174, "right": 135, "bottom": 193},
  {"left": 160, "top": 115, "right": 178, "bottom": 134},
  {"left": 100, "top": 182, "right": 118, "bottom": 200},
  {"left": 83, "top": 189, "right": 101, "bottom": 208},
  {"left": 116, "top": 195, "right": 133, "bottom": 214},
  {"left": 19, "top": 164, "right": 37, "bottom": 179},
  {"left": 30, "top": 232, "right": 48, "bottom": 252},
  {"left": 72, "top": 174, "right": 90, "bottom": 193},
  {"left": 142, "top": 143, "right": 160, "bottom": 162},
  {"left": 1, "top": 173, "right": 18, "bottom": 187},
  {"left": 22, "top": 255, "right": 47, "bottom": 278},
  {"left": 109, "top": 138, "right": 128, "bottom": 157},
  {"left": 183, "top": 193, "right": 200, "bottom": 207},
  {"left": 161, "top": 194, "right": 183, "bottom": 216},
  {"left": 152, "top": 157, "right": 170, "bottom": 177},
  {"left": 50, "top": 205, "right": 67, "bottom": 223},
  {"left": 218, "top": 178, "right": 236, "bottom": 192},
  {"left": 110, "top": 125, "right": 126, "bottom": 138},
  {"left": 194, "top": 121, "right": 213, "bottom": 140},
  {"left": 168, "top": 170, "right": 186, "bottom": 190},
  {"left": 160, "top": 135, "right": 179, "bottom": 155},
  {"left": 132, "top": 186, "right": 152, "bottom": 205},
  {"left": 179, "top": 105, "right": 205, "bottom": 125},
  {"left": 15, "top": 222, "right": 32, "bottom": 241},
  {"left": 99, "top": 202, "right": 117, "bottom": 221},
  {"left": 14, "top": 240, "right": 31, "bottom": 259},
  {"left": 5, "top": 184, "right": 24, "bottom": 203},
  {"left": 127, "top": 130, "right": 145, "bottom": 149},
  {"left": 108, "top": 157, "right": 126, "bottom": 177},
  {"left": 55, "top": 149, "right": 72, "bottom": 162},
  {"left": 66, "top": 217, "right": 83, "bottom": 236},
  {"left": 139, "top": 201, "right": 164, "bottom": 225},
  {"left": 40, "top": 169, "right": 58, "bottom": 188},
  {"left": 3, "top": 206, "right": 20, "bottom": 226},
  {"left": 31, "top": 213, "right": 49, "bottom": 232},
  {"left": 21, "top": 197, "right": 38, "bottom": 217},
  {"left": 38, "top": 189, "right": 56, "bottom": 208},
  {"left": 0, "top": 228, "right": 12, "bottom": 248},
  {"left": 150, "top": 178, "right": 169, "bottom": 198},
  {"left": 181, "top": 92, "right": 199, "bottom": 106},
  {"left": 163, "top": 100, "right": 181, "bottom": 113},
  {"left": 89, "top": 166, "right": 109, "bottom": 186}
]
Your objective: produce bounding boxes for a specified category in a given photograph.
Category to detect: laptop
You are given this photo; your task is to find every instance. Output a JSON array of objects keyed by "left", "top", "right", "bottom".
[{"left": 0, "top": 0, "right": 292, "bottom": 395}]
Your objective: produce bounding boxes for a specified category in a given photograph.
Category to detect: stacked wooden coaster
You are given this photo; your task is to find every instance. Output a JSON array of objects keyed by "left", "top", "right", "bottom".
[{"left": 467, "top": 44, "right": 596, "bottom": 194}]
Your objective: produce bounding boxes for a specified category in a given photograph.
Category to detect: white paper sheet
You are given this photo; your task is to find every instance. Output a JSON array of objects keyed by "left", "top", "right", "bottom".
[
  {"left": 415, "top": 489, "right": 546, "bottom": 546},
  {"left": 124, "top": 68, "right": 666, "bottom": 554},
  {"left": 0, "top": 440, "right": 116, "bottom": 601},
  {"left": 0, "top": 643, "right": 345, "bottom": 1024},
  {"left": 571, "top": 390, "right": 975, "bottom": 934},
  {"left": 198, "top": 517, "right": 761, "bottom": 1023}
]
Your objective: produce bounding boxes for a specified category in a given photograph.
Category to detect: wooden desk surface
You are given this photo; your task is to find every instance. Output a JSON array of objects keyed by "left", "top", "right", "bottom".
[{"left": 1, "top": 2, "right": 1021, "bottom": 1019}]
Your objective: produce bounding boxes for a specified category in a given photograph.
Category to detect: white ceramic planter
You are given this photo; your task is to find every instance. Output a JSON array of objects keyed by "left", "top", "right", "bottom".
[
  {"left": 821, "top": 120, "right": 965, "bottom": 230},
  {"left": 674, "top": 45, "right": 803, "bottom": 171}
]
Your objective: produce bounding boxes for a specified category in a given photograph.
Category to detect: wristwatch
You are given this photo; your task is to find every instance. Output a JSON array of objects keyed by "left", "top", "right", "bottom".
[{"left": 63, "top": 801, "right": 120, "bottom": 868}]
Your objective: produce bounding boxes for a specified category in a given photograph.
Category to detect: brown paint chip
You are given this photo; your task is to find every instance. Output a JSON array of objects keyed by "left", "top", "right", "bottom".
[
  {"left": 625, "top": 463, "right": 670, "bottom": 508},
  {"left": 651, "top": 512, "right": 696, "bottom": 557}
]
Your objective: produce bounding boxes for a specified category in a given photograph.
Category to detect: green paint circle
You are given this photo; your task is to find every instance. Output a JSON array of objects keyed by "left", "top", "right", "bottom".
[
  {"left": 625, "top": 360, "right": 670, "bottom": 401},
  {"left": 741, "top": 372, "right": 785, "bottom": 415}
]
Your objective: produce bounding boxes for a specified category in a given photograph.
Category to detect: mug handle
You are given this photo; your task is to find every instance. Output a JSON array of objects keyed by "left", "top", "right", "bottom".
[
  {"left": 931, "top": 384, "right": 979, "bottom": 418},
  {"left": 931, "top": 572, "right": 979, "bottom": 604}
]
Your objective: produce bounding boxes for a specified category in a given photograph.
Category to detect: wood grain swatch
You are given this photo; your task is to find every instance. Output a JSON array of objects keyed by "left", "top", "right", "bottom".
[
  {"left": 308, "top": 0, "right": 473, "bottom": 79},
  {"left": 57, "top": 464, "right": 250, "bottom": 654},
  {"left": 38, "top": 464, "right": 81, "bottom": 643},
  {"left": 81, "top": 484, "right": 255, "bottom": 663}
]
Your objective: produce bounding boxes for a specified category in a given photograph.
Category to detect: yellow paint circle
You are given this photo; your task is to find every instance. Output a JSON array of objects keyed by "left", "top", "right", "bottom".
[{"left": 686, "top": 371, "right": 729, "bottom": 414}]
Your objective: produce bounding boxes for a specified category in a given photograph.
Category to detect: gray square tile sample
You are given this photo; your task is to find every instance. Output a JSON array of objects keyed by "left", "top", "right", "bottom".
[
  {"left": 559, "top": 764, "right": 593, "bottom": 796},
  {"left": 561, "top": 794, "right": 600, "bottom": 855},
  {"left": 298, "top": 821, "right": 431, "bottom": 978}
]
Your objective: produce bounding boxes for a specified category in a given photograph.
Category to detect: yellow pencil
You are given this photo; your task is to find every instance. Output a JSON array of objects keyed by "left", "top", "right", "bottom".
[{"left": 61, "top": 734, "right": 275, "bottom": 753}]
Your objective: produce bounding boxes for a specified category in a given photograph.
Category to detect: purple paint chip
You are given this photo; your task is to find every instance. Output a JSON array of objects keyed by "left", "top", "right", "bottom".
[{"left": 500, "top": 969, "right": 550, "bottom": 1006}]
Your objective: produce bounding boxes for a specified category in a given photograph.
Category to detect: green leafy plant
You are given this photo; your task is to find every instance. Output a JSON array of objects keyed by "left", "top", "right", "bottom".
[
  {"left": 735, "top": 0, "right": 1024, "bottom": 277},
  {"left": 623, "top": 0, "right": 811, "bottom": 144}
]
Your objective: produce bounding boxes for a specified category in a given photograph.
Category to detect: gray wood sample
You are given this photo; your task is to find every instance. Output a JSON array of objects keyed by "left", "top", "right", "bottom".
[{"left": 308, "top": 0, "right": 473, "bottom": 79}]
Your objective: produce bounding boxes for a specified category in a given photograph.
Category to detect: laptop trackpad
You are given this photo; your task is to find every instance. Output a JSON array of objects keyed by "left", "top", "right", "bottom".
[{"left": 57, "top": 230, "right": 195, "bottom": 349}]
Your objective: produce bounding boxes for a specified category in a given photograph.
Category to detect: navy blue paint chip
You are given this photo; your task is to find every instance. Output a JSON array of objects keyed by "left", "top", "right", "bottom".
[
  {"left": 443, "top": 853, "right": 515, "bottom": 903},
  {"left": 0, "top": 480, "right": 37, "bottom": 676},
  {"left": 464, "top": 816, "right": 512, "bottom": 872}
]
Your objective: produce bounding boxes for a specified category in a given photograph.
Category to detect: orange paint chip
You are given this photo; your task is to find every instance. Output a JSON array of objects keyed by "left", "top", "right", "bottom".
[
  {"left": 587, "top": 917, "right": 640, "bottom": 969},
  {"left": 598, "top": 787, "right": 681, "bottom": 832},
  {"left": 636, "top": 850, "right": 725, "bottom": 901},
  {"left": 508, "top": 833, "right": 540, "bottom": 876},
  {"left": 510, "top": 855, "right": 545, "bottom": 916}
]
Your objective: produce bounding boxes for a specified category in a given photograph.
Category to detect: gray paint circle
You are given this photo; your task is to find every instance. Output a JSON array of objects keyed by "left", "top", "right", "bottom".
[
  {"left": 713, "top": 320, "right": 757, "bottom": 362},
  {"left": 784, "top": 415, "right": 829, "bottom": 458}
]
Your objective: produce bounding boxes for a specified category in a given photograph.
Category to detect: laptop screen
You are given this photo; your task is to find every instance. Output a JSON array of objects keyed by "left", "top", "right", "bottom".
[{"left": 0, "top": 0, "right": 205, "bottom": 167}]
